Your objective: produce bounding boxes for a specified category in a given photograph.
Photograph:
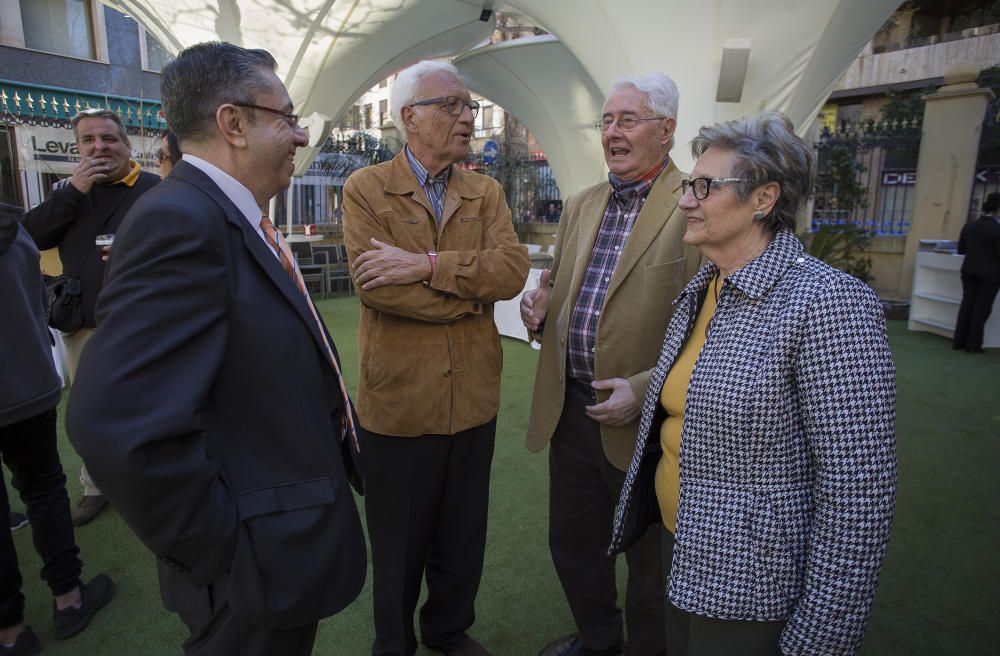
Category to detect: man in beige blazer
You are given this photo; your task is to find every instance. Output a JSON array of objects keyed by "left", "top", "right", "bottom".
[{"left": 522, "top": 74, "right": 699, "bottom": 656}]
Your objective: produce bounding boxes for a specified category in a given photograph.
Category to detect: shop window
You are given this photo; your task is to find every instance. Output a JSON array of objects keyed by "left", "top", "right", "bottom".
[
  {"left": 140, "top": 28, "right": 173, "bottom": 72},
  {"left": 18, "top": 0, "right": 96, "bottom": 60}
]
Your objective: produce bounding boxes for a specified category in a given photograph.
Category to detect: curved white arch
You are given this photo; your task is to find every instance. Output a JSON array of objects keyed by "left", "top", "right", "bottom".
[
  {"left": 495, "top": 0, "right": 899, "bottom": 170},
  {"left": 102, "top": 0, "right": 495, "bottom": 131},
  {"left": 455, "top": 35, "right": 606, "bottom": 197},
  {"left": 105, "top": 0, "right": 899, "bottom": 187}
]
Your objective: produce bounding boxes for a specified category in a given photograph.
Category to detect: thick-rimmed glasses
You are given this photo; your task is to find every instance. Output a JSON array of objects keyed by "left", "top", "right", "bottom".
[
  {"left": 409, "top": 96, "right": 480, "bottom": 119},
  {"left": 681, "top": 177, "right": 746, "bottom": 200},
  {"left": 231, "top": 102, "right": 301, "bottom": 128},
  {"left": 594, "top": 115, "right": 667, "bottom": 132}
]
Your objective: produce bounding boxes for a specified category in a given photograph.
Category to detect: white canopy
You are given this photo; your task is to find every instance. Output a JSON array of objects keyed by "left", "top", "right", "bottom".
[{"left": 101, "top": 0, "right": 899, "bottom": 194}]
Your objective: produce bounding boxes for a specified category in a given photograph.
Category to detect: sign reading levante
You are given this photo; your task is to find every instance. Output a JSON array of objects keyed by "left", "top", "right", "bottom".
[{"left": 16, "top": 125, "right": 160, "bottom": 174}]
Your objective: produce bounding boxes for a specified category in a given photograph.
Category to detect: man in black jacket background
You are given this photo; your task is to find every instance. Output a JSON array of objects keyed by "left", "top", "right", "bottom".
[
  {"left": 0, "top": 202, "right": 113, "bottom": 656},
  {"left": 953, "top": 192, "right": 1000, "bottom": 353},
  {"left": 22, "top": 109, "right": 158, "bottom": 525}
]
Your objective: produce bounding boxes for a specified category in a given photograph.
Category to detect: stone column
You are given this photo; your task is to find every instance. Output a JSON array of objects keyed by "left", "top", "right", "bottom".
[{"left": 900, "top": 64, "right": 994, "bottom": 296}]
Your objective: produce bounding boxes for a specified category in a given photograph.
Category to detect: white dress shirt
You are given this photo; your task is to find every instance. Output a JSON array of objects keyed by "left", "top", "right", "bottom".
[{"left": 183, "top": 154, "right": 277, "bottom": 259}]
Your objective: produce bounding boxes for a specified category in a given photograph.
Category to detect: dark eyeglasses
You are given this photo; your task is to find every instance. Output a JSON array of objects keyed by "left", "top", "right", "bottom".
[
  {"left": 409, "top": 96, "right": 480, "bottom": 119},
  {"left": 594, "top": 115, "right": 667, "bottom": 132},
  {"left": 231, "top": 102, "right": 301, "bottom": 128},
  {"left": 681, "top": 177, "right": 746, "bottom": 200}
]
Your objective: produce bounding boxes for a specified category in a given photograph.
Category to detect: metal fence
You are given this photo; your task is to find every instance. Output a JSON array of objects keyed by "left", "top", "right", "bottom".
[
  {"left": 812, "top": 118, "right": 922, "bottom": 236},
  {"left": 276, "top": 132, "right": 562, "bottom": 226},
  {"left": 459, "top": 150, "right": 562, "bottom": 223},
  {"left": 970, "top": 94, "right": 1000, "bottom": 219},
  {"left": 275, "top": 131, "right": 395, "bottom": 226}
]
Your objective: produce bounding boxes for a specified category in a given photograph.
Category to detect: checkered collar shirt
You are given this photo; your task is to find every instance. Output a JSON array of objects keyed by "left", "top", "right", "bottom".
[
  {"left": 567, "top": 157, "right": 670, "bottom": 382},
  {"left": 405, "top": 145, "right": 451, "bottom": 223}
]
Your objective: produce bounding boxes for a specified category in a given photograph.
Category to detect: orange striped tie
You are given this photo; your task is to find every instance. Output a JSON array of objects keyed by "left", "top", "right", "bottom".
[{"left": 260, "top": 216, "right": 359, "bottom": 453}]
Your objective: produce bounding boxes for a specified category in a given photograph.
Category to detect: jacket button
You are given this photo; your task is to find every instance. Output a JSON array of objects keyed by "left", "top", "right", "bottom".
[
  {"left": 763, "top": 547, "right": 773, "bottom": 558},
  {"left": 444, "top": 370, "right": 451, "bottom": 377}
]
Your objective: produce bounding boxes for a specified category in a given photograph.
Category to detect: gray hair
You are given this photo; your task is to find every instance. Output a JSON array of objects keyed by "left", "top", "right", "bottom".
[
  {"left": 161, "top": 42, "right": 278, "bottom": 143},
  {"left": 690, "top": 111, "right": 815, "bottom": 235},
  {"left": 608, "top": 73, "right": 680, "bottom": 151},
  {"left": 71, "top": 108, "right": 128, "bottom": 144},
  {"left": 390, "top": 60, "right": 462, "bottom": 129}
]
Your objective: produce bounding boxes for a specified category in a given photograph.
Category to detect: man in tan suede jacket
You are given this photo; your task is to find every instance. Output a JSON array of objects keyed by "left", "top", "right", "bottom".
[
  {"left": 522, "top": 74, "right": 699, "bottom": 656},
  {"left": 343, "top": 60, "right": 528, "bottom": 656}
]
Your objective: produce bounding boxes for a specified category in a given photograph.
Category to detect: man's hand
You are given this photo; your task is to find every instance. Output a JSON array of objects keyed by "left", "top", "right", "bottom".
[
  {"left": 520, "top": 268, "right": 552, "bottom": 331},
  {"left": 353, "top": 238, "right": 432, "bottom": 290},
  {"left": 585, "top": 377, "right": 640, "bottom": 426},
  {"left": 69, "top": 156, "right": 113, "bottom": 194}
]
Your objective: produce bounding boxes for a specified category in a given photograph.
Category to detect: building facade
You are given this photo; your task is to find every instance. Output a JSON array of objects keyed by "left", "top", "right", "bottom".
[
  {"left": 811, "top": 0, "right": 999, "bottom": 296},
  {"left": 0, "top": 0, "right": 168, "bottom": 210}
]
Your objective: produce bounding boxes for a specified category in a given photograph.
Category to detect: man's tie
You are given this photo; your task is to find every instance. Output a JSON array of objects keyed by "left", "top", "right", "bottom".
[{"left": 260, "top": 216, "right": 359, "bottom": 453}]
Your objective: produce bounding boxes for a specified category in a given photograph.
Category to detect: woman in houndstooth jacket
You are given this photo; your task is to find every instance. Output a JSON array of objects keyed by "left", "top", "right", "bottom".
[{"left": 609, "top": 112, "right": 896, "bottom": 656}]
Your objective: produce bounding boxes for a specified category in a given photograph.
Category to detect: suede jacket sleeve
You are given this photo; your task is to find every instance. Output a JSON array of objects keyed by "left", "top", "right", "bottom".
[
  {"left": 427, "top": 182, "right": 530, "bottom": 304},
  {"left": 343, "top": 167, "right": 529, "bottom": 323}
]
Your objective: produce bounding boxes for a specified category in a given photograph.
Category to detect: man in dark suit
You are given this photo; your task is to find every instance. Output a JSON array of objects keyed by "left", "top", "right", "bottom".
[
  {"left": 953, "top": 192, "right": 1000, "bottom": 353},
  {"left": 66, "top": 42, "right": 366, "bottom": 655},
  {"left": 22, "top": 108, "right": 159, "bottom": 526}
]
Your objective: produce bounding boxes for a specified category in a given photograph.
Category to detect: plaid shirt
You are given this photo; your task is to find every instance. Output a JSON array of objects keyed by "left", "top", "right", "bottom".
[
  {"left": 567, "top": 158, "right": 669, "bottom": 381},
  {"left": 405, "top": 146, "right": 450, "bottom": 222}
]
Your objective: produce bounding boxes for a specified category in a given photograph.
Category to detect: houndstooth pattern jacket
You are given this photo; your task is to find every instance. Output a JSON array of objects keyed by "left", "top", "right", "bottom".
[{"left": 609, "top": 230, "right": 896, "bottom": 655}]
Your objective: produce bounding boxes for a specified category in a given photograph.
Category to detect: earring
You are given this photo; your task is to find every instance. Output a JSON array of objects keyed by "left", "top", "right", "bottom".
[{"left": 753, "top": 211, "right": 765, "bottom": 221}]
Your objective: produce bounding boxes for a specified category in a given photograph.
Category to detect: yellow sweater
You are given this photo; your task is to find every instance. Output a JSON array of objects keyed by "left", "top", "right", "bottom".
[{"left": 655, "top": 275, "right": 719, "bottom": 533}]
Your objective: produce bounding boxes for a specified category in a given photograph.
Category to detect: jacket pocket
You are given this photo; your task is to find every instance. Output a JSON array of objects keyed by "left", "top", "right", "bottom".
[
  {"left": 751, "top": 486, "right": 810, "bottom": 612},
  {"left": 228, "top": 478, "right": 339, "bottom": 626},
  {"left": 643, "top": 258, "right": 685, "bottom": 297}
]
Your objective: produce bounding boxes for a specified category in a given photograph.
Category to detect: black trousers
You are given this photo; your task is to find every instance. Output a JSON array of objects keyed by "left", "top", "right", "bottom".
[
  {"left": 363, "top": 419, "right": 497, "bottom": 656},
  {"left": 953, "top": 273, "right": 1000, "bottom": 351},
  {"left": 0, "top": 408, "right": 82, "bottom": 629},
  {"left": 169, "top": 569, "right": 318, "bottom": 656},
  {"left": 661, "top": 527, "right": 785, "bottom": 656},
  {"left": 549, "top": 380, "right": 666, "bottom": 655}
]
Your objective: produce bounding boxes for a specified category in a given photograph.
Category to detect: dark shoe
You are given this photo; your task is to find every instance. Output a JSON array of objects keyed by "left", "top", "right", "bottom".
[
  {"left": 71, "top": 495, "right": 108, "bottom": 527},
  {"left": 9, "top": 512, "right": 28, "bottom": 533},
  {"left": 427, "top": 634, "right": 492, "bottom": 656},
  {"left": 0, "top": 626, "right": 41, "bottom": 656},
  {"left": 538, "top": 633, "right": 623, "bottom": 656},
  {"left": 53, "top": 574, "right": 114, "bottom": 639},
  {"left": 966, "top": 347, "right": 986, "bottom": 353}
]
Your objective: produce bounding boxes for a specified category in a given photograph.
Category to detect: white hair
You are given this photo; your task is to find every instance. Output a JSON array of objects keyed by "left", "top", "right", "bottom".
[
  {"left": 608, "top": 73, "right": 680, "bottom": 150},
  {"left": 390, "top": 60, "right": 462, "bottom": 129}
]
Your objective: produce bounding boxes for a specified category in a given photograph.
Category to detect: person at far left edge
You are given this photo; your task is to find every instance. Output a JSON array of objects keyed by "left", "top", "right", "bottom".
[{"left": 22, "top": 108, "right": 159, "bottom": 527}]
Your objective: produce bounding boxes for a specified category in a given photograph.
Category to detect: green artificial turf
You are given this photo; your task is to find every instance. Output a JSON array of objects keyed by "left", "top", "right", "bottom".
[{"left": 6, "top": 296, "right": 999, "bottom": 655}]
